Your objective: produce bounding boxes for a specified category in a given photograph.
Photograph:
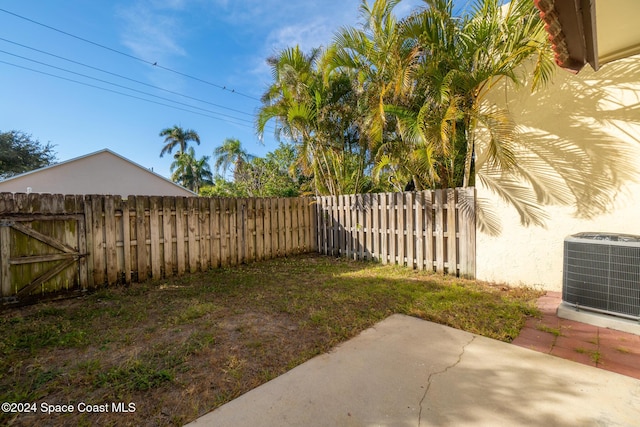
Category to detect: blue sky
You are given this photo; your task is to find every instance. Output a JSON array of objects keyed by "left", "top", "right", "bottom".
[{"left": 1, "top": 0, "right": 465, "bottom": 179}]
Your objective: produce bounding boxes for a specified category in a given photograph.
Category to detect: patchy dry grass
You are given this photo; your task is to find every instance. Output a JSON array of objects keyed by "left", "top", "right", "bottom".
[{"left": 0, "top": 254, "right": 542, "bottom": 426}]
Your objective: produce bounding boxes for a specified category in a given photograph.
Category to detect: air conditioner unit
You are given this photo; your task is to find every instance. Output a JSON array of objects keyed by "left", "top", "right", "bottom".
[{"left": 563, "top": 232, "right": 640, "bottom": 321}]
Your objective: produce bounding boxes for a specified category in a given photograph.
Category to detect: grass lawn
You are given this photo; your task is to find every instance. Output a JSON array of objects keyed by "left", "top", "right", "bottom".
[{"left": 0, "top": 253, "right": 542, "bottom": 426}]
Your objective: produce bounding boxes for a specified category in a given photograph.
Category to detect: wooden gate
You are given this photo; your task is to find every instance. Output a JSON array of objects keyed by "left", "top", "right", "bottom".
[{"left": 0, "top": 215, "right": 88, "bottom": 303}]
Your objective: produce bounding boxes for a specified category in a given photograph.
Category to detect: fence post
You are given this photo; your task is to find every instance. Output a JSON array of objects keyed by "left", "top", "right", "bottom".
[
  {"left": 162, "top": 197, "right": 174, "bottom": 277},
  {"left": 83, "top": 196, "right": 95, "bottom": 288},
  {"left": 268, "top": 198, "right": 275, "bottom": 256},
  {"left": 396, "top": 192, "right": 405, "bottom": 266},
  {"left": 199, "top": 197, "right": 210, "bottom": 270},
  {"left": 247, "top": 197, "right": 256, "bottom": 262},
  {"left": 186, "top": 197, "right": 198, "bottom": 272},
  {"left": 255, "top": 198, "right": 264, "bottom": 261}
]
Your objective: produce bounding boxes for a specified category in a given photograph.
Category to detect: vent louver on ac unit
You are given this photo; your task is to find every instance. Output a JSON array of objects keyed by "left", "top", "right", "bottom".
[{"left": 563, "top": 233, "right": 640, "bottom": 320}]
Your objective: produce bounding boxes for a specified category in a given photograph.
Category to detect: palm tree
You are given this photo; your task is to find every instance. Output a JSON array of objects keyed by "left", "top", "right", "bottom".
[
  {"left": 170, "top": 147, "right": 213, "bottom": 193},
  {"left": 212, "top": 138, "right": 252, "bottom": 181},
  {"left": 310, "top": 0, "right": 561, "bottom": 228},
  {"left": 257, "top": 46, "right": 371, "bottom": 195},
  {"left": 326, "top": 0, "right": 419, "bottom": 149},
  {"left": 372, "top": 0, "right": 553, "bottom": 191},
  {"left": 256, "top": 45, "right": 323, "bottom": 149},
  {"left": 397, "top": 0, "right": 555, "bottom": 228},
  {"left": 159, "top": 125, "right": 201, "bottom": 158}
]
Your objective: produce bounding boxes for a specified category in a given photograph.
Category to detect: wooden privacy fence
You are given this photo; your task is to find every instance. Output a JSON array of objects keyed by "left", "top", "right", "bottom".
[
  {"left": 0, "top": 193, "right": 315, "bottom": 303},
  {"left": 315, "top": 188, "right": 476, "bottom": 278},
  {"left": 0, "top": 188, "right": 476, "bottom": 304}
]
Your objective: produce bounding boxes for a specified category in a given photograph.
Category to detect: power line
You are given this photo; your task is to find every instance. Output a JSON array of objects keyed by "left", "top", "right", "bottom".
[
  {"left": 0, "top": 37, "right": 255, "bottom": 118},
  {"left": 0, "top": 7, "right": 261, "bottom": 101},
  {"left": 0, "top": 59, "right": 262, "bottom": 130},
  {"left": 0, "top": 49, "right": 259, "bottom": 125}
]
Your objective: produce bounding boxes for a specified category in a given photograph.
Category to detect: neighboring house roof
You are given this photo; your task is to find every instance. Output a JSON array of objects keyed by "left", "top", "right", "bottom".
[
  {"left": 534, "top": 0, "right": 640, "bottom": 73},
  {"left": 0, "top": 148, "right": 196, "bottom": 197}
]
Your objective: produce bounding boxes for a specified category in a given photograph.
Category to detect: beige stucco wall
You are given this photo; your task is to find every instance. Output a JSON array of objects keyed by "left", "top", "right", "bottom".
[
  {"left": 0, "top": 150, "right": 195, "bottom": 197},
  {"left": 476, "top": 54, "right": 640, "bottom": 290},
  {"left": 596, "top": 0, "right": 640, "bottom": 65}
]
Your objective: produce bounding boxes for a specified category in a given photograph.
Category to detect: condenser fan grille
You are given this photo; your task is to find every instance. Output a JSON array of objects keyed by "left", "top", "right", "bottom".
[{"left": 563, "top": 233, "right": 640, "bottom": 320}]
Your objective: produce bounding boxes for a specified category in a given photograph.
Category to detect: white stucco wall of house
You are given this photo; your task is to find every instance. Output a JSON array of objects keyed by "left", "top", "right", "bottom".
[
  {"left": 476, "top": 191, "right": 640, "bottom": 290},
  {"left": 476, "top": 54, "right": 640, "bottom": 291},
  {"left": 0, "top": 150, "right": 194, "bottom": 197}
]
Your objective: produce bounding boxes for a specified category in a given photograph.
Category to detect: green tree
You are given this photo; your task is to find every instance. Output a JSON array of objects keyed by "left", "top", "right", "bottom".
[
  {"left": 206, "top": 143, "right": 305, "bottom": 198},
  {"left": 262, "top": 143, "right": 306, "bottom": 196},
  {"left": 170, "top": 147, "right": 213, "bottom": 193},
  {"left": 389, "top": 0, "right": 557, "bottom": 229},
  {"left": 398, "top": 0, "right": 553, "bottom": 187},
  {"left": 199, "top": 176, "right": 246, "bottom": 198},
  {"left": 0, "top": 130, "right": 57, "bottom": 179},
  {"left": 333, "top": 0, "right": 556, "bottom": 229},
  {"left": 253, "top": 0, "right": 631, "bottom": 232},
  {"left": 257, "top": 46, "right": 372, "bottom": 195},
  {"left": 326, "top": 0, "right": 418, "bottom": 149},
  {"left": 212, "top": 138, "right": 252, "bottom": 181},
  {"left": 159, "top": 125, "right": 201, "bottom": 158},
  {"left": 240, "top": 143, "right": 306, "bottom": 197}
]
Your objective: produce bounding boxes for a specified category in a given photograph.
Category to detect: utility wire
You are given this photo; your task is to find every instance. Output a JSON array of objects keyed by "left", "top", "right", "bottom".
[
  {"left": 0, "top": 49, "right": 260, "bottom": 126},
  {"left": 0, "top": 37, "right": 254, "bottom": 118},
  {"left": 0, "top": 7, "right": 261, "bottom": 101},
  {"left": 0, "top": 59, "right": 260, "bottom": 129}
]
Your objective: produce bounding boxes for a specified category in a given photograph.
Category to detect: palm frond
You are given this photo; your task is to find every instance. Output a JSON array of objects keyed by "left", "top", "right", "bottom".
[{"left": 477, "top": 166, "right": 549, "bottom": 228}]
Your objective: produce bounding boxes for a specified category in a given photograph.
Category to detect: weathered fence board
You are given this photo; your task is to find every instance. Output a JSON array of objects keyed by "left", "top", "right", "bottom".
[
  {"left": 434, "top": 190, "right": 445, "bottom": 272},
  {"left": 406, "top": 192, "right": 414, "bottom": 267},
  {"left": 415, "top": 191, "right": 424, "bottom": 270},
  {"left": 0, "top": 225, "right": 11, "bottom": 295},
  {"left": 446, "top": 189, "right": 457, "bottom": 274},
  {"left": 316, "top": 188, "right": 476, "bottom": 277},
  {"left": 382, "top": 193, "right": 390, "bottom": 264}
]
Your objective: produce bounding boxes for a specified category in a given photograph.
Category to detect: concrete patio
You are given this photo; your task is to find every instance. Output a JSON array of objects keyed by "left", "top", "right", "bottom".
[{"left": 187, "top": 314, "right": 640, "bottom": 426}]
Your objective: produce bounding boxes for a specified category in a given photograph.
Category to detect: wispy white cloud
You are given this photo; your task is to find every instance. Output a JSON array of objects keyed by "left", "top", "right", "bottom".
[
  {"left": 239, "top": 0, "right": 424, "bottom": 87},
  {"left": 115, "top": 0, "right": 429, "bottom": 100},
  {"left": 150, "top": 0, "right": 189, "bottom": 9},
  {"left": 117, "top": 1, "right": 188, "bottom": 64},
  {"left": 266, "top": 18, "right": 337, "bottom": 53},
  {"left": 229, "top": 1, "right": 362, "bottom": 85},
  {"left": 202, "top": 0, "right": 360, "bottom": 46}
]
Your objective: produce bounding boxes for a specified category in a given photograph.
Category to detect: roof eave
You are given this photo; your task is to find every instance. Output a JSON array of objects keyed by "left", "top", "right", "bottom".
[{"left": 534, "top": 0, "right": 599, "bottom": 73}]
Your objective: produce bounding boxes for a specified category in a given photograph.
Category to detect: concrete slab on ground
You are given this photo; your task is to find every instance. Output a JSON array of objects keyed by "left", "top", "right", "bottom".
[
  {"left": 558, "top": 302, "right": 640, "bottom": 336},
  {"left": 187, "top": 314, "right": 640, "bottom": 427}
]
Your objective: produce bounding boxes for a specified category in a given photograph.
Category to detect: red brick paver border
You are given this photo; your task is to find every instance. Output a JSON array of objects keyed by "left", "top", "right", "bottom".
[{"left": 512, "top": 291, "right": 640, "bottom": 380}]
